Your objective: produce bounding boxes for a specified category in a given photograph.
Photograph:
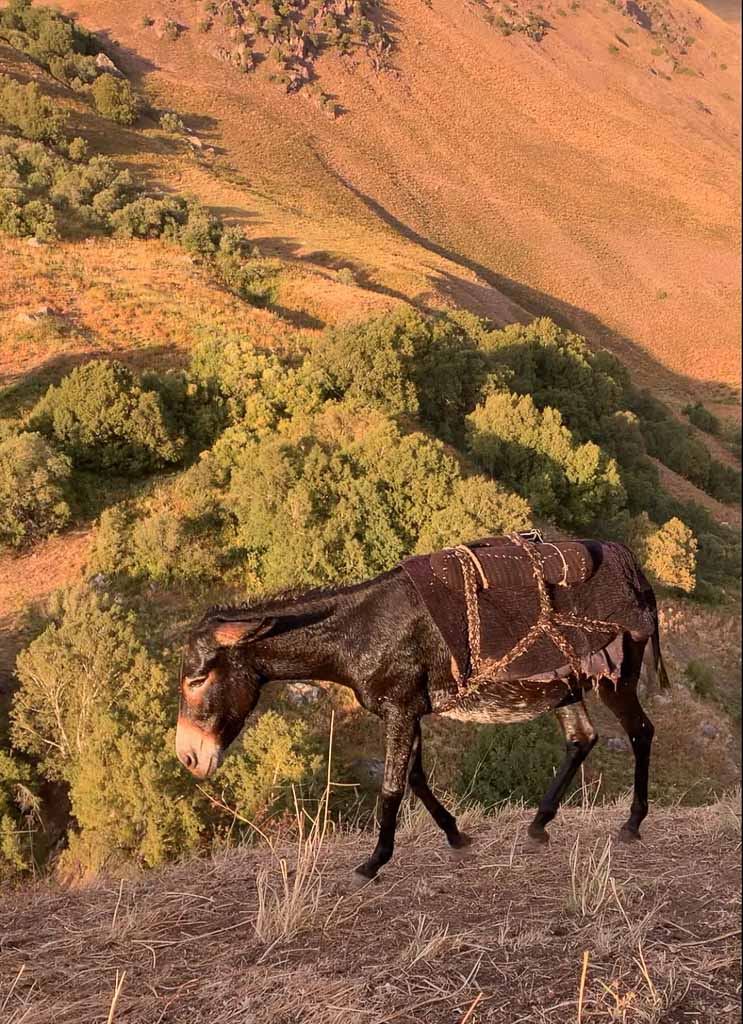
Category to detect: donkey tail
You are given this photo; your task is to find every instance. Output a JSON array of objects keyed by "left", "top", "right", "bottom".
[{"left": 650, "top": 623, "right": 670, "bottom": 690}]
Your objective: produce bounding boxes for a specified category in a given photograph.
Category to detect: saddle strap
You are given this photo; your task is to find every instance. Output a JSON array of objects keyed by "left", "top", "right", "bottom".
[{"left": 448, "top": 534, "right": 629, "bottom": 707}]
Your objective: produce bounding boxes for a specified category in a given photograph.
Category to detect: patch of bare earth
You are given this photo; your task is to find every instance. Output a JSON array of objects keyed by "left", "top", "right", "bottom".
[{"left": 0, "top": 802, "right": 740, "bottom": 1023}]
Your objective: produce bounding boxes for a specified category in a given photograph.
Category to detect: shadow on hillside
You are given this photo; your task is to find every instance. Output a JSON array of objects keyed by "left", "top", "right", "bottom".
[
  {"left": 312, "top": 171, "right": 739, "bottom": 408},
  {"left": 0, "top": 344, "right": 187, "bottom": 418},
  {"left": 92, "top": 28, "right": 160, "bottom": 80}
]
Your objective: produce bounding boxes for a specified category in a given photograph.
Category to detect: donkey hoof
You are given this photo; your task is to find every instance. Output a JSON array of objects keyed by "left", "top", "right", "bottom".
[
  {"left": 352, "top": 863, "right": 378, "bottom": 884},
  {"left": 449, "top": 831, "right": 474, "bottom": 850},
  {"left": 526, "top": 828, "right": 550, "bottom": 850},
  {"left": 350, "top": 869, "right": 377, "bottom": 891},
  {"left": 618, "top": 826, "right": 642, "bottom": 844}
]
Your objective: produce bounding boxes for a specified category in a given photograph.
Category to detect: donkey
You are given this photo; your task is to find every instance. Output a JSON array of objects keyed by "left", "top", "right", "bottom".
[{"left": 176, "top": 549, "right": 666, "bottom": 881}]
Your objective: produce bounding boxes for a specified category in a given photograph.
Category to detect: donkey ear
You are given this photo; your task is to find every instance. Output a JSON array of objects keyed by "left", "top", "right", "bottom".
[{"left": 212, "top": 617, "right": 276, "bottom": 647}]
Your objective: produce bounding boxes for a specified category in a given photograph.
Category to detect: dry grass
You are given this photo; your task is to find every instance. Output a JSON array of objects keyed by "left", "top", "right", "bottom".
[
  {"left": 0, "top": 797, "right": 740, "bottom": 1024},
  {"left": 568, "top": 836, "right": 615, "bottom": 917}
]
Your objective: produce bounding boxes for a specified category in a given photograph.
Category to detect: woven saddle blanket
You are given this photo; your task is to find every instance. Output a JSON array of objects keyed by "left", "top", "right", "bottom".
[{"left": 401, "top": 533, "right": 656, "bottom": 695}]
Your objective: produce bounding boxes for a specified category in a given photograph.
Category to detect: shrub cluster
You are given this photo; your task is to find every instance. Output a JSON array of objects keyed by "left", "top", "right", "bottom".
[
  {"left": 0, "top": 0, "right": 100, "bottom": 90},
  {"left": 28, "top": 359, "right": 185, "bottom": 474},
  {"left": 0, "top": 1, "right": 137, "bottom": 124},
  {"left": 0, "top": 74, "right": 67, "bottom": 143},
  {"left": 0, "top": 431, "right": 71, "bottom": 548}
]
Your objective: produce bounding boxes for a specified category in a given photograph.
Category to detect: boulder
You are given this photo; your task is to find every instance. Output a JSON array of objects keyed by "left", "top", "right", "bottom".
[
  {"left": 284, "top": 682, "right": 322, "bottom": 707},
  {"left": 95, "top": 52, "right": 123, "bottom": 77}
]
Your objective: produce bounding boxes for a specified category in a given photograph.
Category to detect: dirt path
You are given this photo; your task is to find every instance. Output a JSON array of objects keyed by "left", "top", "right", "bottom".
[{"left": 0, "top": 802, "right": 739, "bottom": 1023}]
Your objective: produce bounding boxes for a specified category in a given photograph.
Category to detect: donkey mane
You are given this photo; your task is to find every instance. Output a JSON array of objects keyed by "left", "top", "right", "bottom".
[{"left": 202, "top": 568, "right": 401, "bottom": 623}]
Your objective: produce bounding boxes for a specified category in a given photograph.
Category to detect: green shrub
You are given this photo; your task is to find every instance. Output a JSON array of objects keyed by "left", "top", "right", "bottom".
[
  {"left": 11, "top": 587, "right": 202, "bottom": 872},
  {"left": 684, "top": 659, "right": 715, "bottom": 699},
  {"left": 0, "top": 75, "right": 67, "bottom": 143},
  {"left": 0, "top": 136, "right": 134, "bottom": 239},
  {"left": 109, "top": 194, "right": 189, "bottom": 239},
  {"left": 683, "top": 401, "right": 720, "bottom": 436},
  {"left": 466, "top": 391, "right": 625, "bottom": 529},
  {"left": 90, "top": 74, "right": 138, "bottom": 125},
  {"left": 212, "top": 250, "right": 280, "bottom": 306},
  {"left": 158, "top": 111, "right": 185, "bottom": 133},
  {"left": 217, "top": 711, "right": 323, "bottom": 824},
  {"left": 308, "top": 309, "right": 488, "bottom": 440},
  {"left": 456, "top": 716, "right": 564, "bottom": 806},
  {"left": 179, "top": 204, "right": 224, "bottom": 258},
  {"left": 0, "top": 432, "right": 71, "bottom": 547},
  {"left": 631, "top": 389, "right": 740, "bottom": 504},
  {"left": 28, "top": 359, "right": 185, "bottom": 474},
  {"left": 162, "top": 19, "right": 181, "bottom": 41},
  {"left": 415, "top": 475, "right": 532, "bottom": 552}
]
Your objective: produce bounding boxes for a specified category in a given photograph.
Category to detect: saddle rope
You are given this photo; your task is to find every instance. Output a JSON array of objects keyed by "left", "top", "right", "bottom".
[{"left": 443, "top": 533, "right": 629, "bottom": 711}]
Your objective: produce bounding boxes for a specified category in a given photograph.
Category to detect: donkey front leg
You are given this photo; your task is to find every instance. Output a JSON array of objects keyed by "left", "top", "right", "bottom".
[
  {"left": 355, "top": 711, "right": 417, "bottom": 881},
  {"left": 527, "top": 699, "right": 598, "bottom": 846}
]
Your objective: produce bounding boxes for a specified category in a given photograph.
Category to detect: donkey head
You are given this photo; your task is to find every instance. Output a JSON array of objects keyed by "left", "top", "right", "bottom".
[{"left": 175, "top": 614, "right": 276, "bottom": 778}]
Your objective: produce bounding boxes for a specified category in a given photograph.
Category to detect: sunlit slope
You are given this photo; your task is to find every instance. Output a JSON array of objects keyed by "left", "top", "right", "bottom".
[{"left": 55, "top": 0, "right": 741, "bottom": 403}]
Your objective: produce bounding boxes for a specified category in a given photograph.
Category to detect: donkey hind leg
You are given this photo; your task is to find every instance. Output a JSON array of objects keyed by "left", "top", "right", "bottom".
[
  {"left": 408, "top": 722, "right": 472, "bottom": 851},
  {"left": 527, "top": 699, "right": 598, "bottom": 846},
  {"left": 355, "top": 712, "right": 418, "bottom": 881},
  {"left": 598, "top": 640, "right": 655, "bottom": 841}
]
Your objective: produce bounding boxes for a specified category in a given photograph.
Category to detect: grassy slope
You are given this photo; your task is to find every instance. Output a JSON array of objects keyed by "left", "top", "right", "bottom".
[
  {"left": 49, "top": 0, "right": 742, "bottom": 412},
  {"left": 0, "top": 800, "right": 740, "bottom": 1023}
]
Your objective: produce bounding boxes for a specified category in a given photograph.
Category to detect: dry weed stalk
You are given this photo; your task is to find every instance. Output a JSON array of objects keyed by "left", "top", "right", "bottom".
[
  {"left": 403, "top": 913, "right": 458, "bottom": 967},
  {"left": 254, "top": 712, "right": 336, "bottom": 945},
  {"left": 568, "top": 836, "right": 615, "bottom": 917}
]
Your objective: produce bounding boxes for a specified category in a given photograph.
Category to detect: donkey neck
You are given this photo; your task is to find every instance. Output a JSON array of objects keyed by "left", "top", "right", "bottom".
[{"left": 247, "top": 571, "right": 402, "bottom": 687}]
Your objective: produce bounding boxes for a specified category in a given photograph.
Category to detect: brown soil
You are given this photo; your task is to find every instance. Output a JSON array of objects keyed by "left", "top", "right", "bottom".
[{"left": 0, "top": 802, "right": 739, "bottom": 1023}]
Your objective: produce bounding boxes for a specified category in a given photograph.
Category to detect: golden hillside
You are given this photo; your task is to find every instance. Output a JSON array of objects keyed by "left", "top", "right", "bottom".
[{"left": 49, "top": 0, "right": 742, "bottom": 413}]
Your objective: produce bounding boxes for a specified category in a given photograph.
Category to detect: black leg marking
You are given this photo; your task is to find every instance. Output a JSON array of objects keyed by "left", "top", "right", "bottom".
[
  {"left": 408, "top": 723, "right": 472, "bottom": 850},
  {"left": 355, "top": 712, "right": 417, "bottom": 880},
  {"left": 598, "top": 638, "right": 655, "bottom": 840},
  {"left": 528, "top": 698, "right": 598, "bottom": 845}
]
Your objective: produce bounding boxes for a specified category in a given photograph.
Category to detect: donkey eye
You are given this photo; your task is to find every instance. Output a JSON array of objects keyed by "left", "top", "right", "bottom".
[{"left": 186, "top": 674, "right": 208, "bottom": 688}]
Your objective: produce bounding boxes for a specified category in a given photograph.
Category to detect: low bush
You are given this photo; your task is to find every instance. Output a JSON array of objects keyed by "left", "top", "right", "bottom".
[
  {"left": 684, "top": 659, "right": 716, "bottom": 699},
  {"left": 683, "top": 401, "right": 720, "bottom": 437},
  {"left": 0, "top": 75, "right": 67, "bottom": 143},
  {"left": 0, "top": 431, "right": 72, "bottom": 547},
  {"left": 466, "top": 391, "right": 625, "bottom": 529},
  {"left": 91, "top": 74, "right": 138, "bottom": 126},
  {"left": 456, "top": 716, "right": 565, "bottom": 806},
  {"left": 28, "top": 359, "right": 185, "bottom": 474}
]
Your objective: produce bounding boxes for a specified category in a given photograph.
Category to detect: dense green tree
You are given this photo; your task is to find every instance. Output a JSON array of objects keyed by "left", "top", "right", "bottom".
[
  {"left": 0, "top": 432, "right": 71, "bottom": 547},
  {"left": 90, "top": 74, "right": 137, "bottom": 125},
  {"left": 28, "top": 359, "right": 185, "bottom": 474},
  {"left": 466, "top": 391, "right": 625, "bottom": 529},
  {"left": 11, "top": 588, "right": 203, "bottom": 872},
  {"left": 307, "top": 309, "right": 488, "bottom": 439}
]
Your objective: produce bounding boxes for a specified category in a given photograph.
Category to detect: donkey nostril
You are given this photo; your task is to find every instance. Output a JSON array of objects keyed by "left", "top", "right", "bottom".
[{"left": 181, "top": 750, "right": 196, "bottom": 770}]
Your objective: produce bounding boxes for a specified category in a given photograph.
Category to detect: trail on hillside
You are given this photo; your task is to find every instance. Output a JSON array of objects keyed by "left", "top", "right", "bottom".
[{"left": 0, "top": 803, "right": 739, "bottom": 1023}]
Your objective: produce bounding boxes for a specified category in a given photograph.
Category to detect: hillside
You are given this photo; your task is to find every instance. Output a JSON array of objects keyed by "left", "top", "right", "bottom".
[
  {"left": 0, "top": 0, "right": 741, "bottom": 939},
  {"left": 0, "top": 800, "right": 740, "bottom": 1023},
  {"left": 46, "top": 0, "right": 742, "bottom": 414}
]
